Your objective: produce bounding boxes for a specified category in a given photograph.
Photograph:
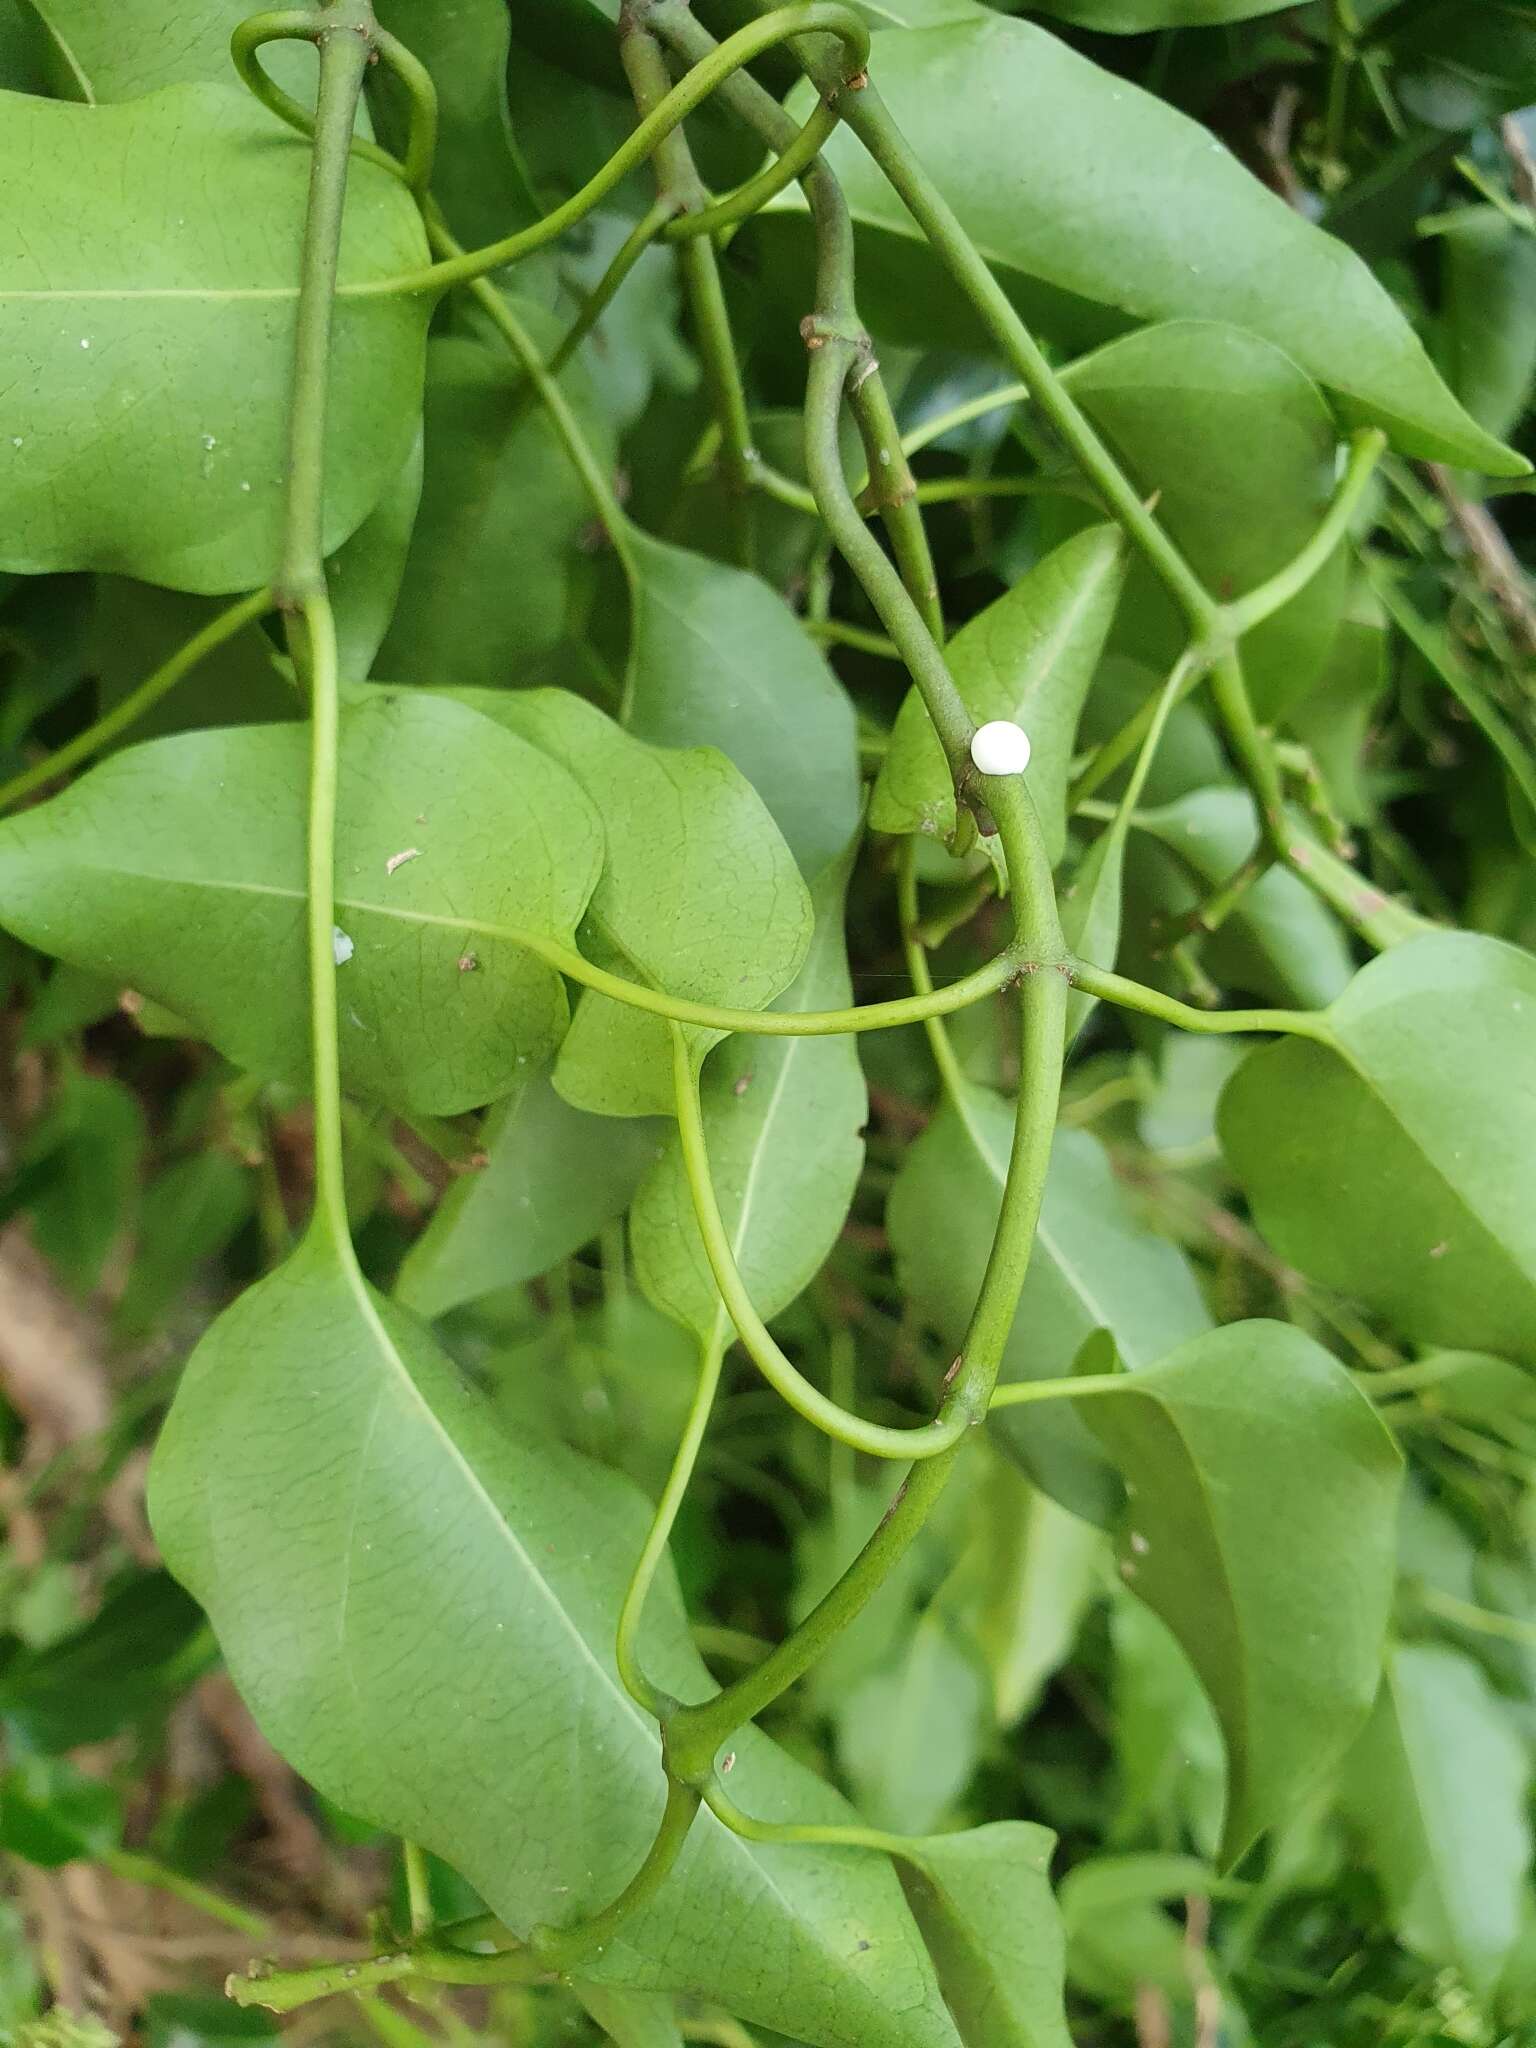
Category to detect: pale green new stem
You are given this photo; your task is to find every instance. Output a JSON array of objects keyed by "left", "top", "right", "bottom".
[
  {"left": 615, "top": 1323, "right": 731, "bottom": 1714},
  {"left": 1068, "top": 963, "right": 1336, "bottom": 1046},
  {"left": 350, "top": 6, "right": 870, "bottom": 299},
  {"left": 669, "top": 1024, "right": 974, "bottom": 1460}
]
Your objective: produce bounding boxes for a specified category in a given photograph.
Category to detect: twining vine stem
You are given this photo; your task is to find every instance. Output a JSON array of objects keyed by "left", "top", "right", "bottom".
[{"left": 130, "top": 0, "right": 1397, "bottom": 2007}]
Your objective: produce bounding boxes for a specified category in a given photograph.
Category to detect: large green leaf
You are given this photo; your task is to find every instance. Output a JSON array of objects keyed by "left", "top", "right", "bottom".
[
  {"left": 625, "top": 529, "right": 861, "bottom": 880},
  {"left": 148, "top": 1232, "right": 962, "bottom": 2048},
  {"left": 20, "top": 0, "right": 324, "bottom": 102},
  {"left": 631, "top": 844, "right": 866, "bottom": 1337},
  {"left": 1083, "top": 1320, "right": 1402, "bottom": 1864},
  {"left": 897, "top": 1824, "right": 1074, "bottom": 2048},
  {"left": 1341, "top": 1644, "right": 1532, "bottom": 1990},
  {"left": 772, "top": 15, "right": 1521, "bottom": 471},
  {"left": 453, "top": 688, "right": 812, "bottom": 1119},
  {"left": 395, "top": 1067, "right": 666, "bottom": 1320},
  {"left": 376, "top": 334, "right": 612, "bottom": 686},
  {"left": 1219, "top": 933, "right": 1536, "bottom": 1362},
  {"left": 0, "top": 694, "right": 603, "bottom": 1116},
  {"left": 1059, "top": 323, "right": 1349, "bottom": 721},
  {"left": 871, "top": 526, "right": 1125, "bottom": 864},
  {"left": 0, "top": 85, "right": 428, "bottom": 593},
  {"left": 888, "top": 1084, "right": 1211, "bottom": 1524}
]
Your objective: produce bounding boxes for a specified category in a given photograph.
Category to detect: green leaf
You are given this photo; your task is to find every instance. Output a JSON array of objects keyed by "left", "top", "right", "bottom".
[
  {"left": 840, "top": 1596, "right": 990, "bottom": 1835},
  {"left": 888, "top": 1085, "right": 1211, "bottom": 1524},
  {"left": 376, "top": 333, "right": 613, "bottom": 686},
  {"left": 0, "top": 85, "right": 428, "bottom": 593},
  {"left": 1341, "top": 1643, "right": 1532, "bottom": 1991},
  {"left": 1284, "top": 577, "right": 1389, "bottom": 823},
  {"left": 1438, "top": 209, "right": 1536, "bottom": 452},
  {"left": 396, "top": 1067, "right": 665, "bottom": 1320},
  {"left": 1082, "top": 1319, "right": 1403, "bottom": 1864},
  {"left": 772, "top": 16, "right": 1523, "bottom": 472},
  {"left": 0, "top": 1757, "right": 120, "bottom": 1868},
  {"left": 1059, "top": 826, "right": 1128, "bottom": 1046},
  {"left": 971, "top": 1459, "right": 1105, "bottom": 1729},
  {"left": 20, "top": 0, "right": 326, "bottom": 103},
  {"left": 4, "top": 1069, "right": 143, "bottom": 1294},
  {"left": 0, "top": 1571, "right": 207, "bottom": 1752},
  {"left": 1059, "top": 1854, "right": 1225, "bottom": 2007},
  {"left": 1219, "top": 933, "right": 1536, "bottom": 1362},
  {"left": 1128, "top": 789, "right": 1356, "bottom": 1011},
  {"left": 574, "top": 1987, "right": 683, "bottom": 2048},
  {"left": 0, "top": 694, "right": 604, "bottom": 1117},
  {"left": 871, "top": 525, "right": 1125, "bottom": 864},
  {"left": 625, "top": 529, "right": 861, "bottom": 879},
  {"left": 143, "top": 1994, "right": 278, "bottom": 2048},
  {"left": 1030, "top": 0, "right": 1296, "bottom": 26},
  {"left": 1109, "top": 1592, "right": 1225, "bottom": 1857},
  {"left": 1059, "top": 322, "right": 1349, "bottom": 722},
  {"left": 1386, "top": 0, "right": 1536, "bottom": 130},
  {"left": 114, "top": 1149, "right": 253, "bottom": 1340},
  {"left": 148, "top": 1232, "right": 964, "bottom": 2048},
  {"left": 452, "top": 687, "right": 812, "bottom": 1119},
  {"left": 631, "top": 843, "right": 866, "bottom": 1338},
  {"left": 897, "top": 1824, "right": 1074, "bottom": 2048}
]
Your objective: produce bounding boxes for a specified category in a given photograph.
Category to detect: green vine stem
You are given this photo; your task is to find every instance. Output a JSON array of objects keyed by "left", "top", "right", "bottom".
[
  {"left": 464, "top": 921, "right": 1025, "bottom": 1037},
  {"left": 643, "top": 0, "right": 946, "bottom": 636},
  {"left": 619, "top": 15, "right": 759, "bottom": 564},
  {"left": 0, "top": 585, "right": 273, "bottom": 814},
  {"left": 546, "top": 196, "right": 676, "bottom": 381},
  {"left": 351, "top": 6, "right": 870, "bottom": 300},
  {"left": 1067, "top": 963, "right": 1337, "bottom": 1045},
  {"left": 669, "top": 1022, "right": 974, "bottom": 1459},
  {"left": 896, "top": 838, "right": 970, "bottom": 1108},
  {"left": 662, "top": 155, "right": 1073, "bottom": 1780},
  {"left": 615, "top": 1323, "right": 731, "bottom": 1713}
]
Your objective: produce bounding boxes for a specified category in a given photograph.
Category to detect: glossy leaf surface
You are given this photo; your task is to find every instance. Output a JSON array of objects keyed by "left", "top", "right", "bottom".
[
  {"left": 1220, "top": 933, "right": 1536, "bottom": 1361},
  {"left": 456, "top": 688, "right": 811, "bottom": 1119},
  {"left": 149, "top": 1231, "right": 962, "bottom": 2048},
  {"left": 778, "top": 16, "right": 1521, "bottom": 470},
  {"left": 0, "top": 695, "right": 603, "bottom": 1115},
  {"left": 1084, "top": 1320, "right": 1402, "bottom": 1863},
  {"left": 625, "top": 529, "right": 861, "bottom": 879},
  {"left": 0, "top": 85, "right": 428, "bottom": 592}
]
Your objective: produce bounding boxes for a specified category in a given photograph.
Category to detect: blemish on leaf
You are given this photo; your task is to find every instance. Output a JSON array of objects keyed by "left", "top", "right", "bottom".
[{"left": 332, "top": 926, "right": 354, "bottom": 965}]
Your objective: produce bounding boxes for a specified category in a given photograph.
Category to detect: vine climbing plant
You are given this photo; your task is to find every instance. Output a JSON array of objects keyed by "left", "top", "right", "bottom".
[{"left": 1, "top": 1, "right": 1535, "bottom": 2043}]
